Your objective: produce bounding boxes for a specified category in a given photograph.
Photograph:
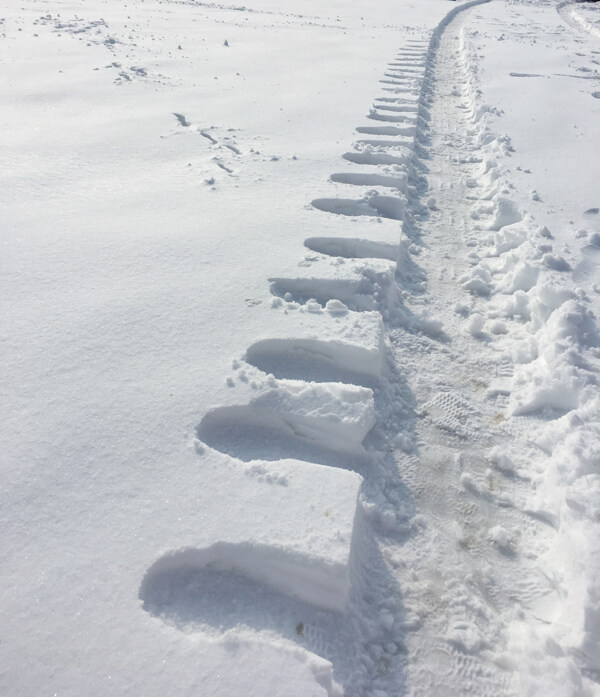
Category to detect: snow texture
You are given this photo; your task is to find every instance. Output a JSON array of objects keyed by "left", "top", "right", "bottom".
[{"left": 2, "top": 0, "right": 600, "bottom": 695}]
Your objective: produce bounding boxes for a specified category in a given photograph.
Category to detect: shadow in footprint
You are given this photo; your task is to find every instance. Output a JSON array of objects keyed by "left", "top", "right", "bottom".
[
  {"left": 196, "top": 406, "right": 368, "bottom": 469},
  {"left": 140, "top": 546, "right": 347, "bottom": 658},
  {"left": 312, "top": 195, "right": 405, "bottom": 221},
  {"left": 245, "top": 339, "right": 381, "bottom": 387},
  {"left": 330, "top": 172, "right": 407, "bottom": 190},
  {"left": 304, "top": 236, "right": 400, "bottom": 262},
  {"left": 140, "top": 530, "right": 411, "bottom": 695},
  {"left": 356, "top": 125, "right": 417, "bottom": 137}
]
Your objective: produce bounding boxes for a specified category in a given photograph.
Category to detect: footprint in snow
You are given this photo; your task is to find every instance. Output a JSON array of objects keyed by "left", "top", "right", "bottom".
[{"left": 139, "top": 544, "right": 348, "bottom": 664}]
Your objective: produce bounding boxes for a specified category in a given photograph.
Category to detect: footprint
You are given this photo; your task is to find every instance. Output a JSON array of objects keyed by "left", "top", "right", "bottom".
[
  {"left": 384, "top": 69, "right": 423, "bottom": 77},
  {"left": 330, "top": 172, "right": 407, "bottom": 191},
  {"left": 367, "top": 110, "right": 418, "bottom": 124},
  {"left": 356, "top": 125, "right": 417, "bottom": 137},
  {"left": 197, "top": 380, "right": 376, "bottom": 462},
  {"left": 269, "top": 258, "right": 408, "bottom": 324},
  {"left": 343, "top": 150, "right": 412, "bottom": 166},
  {"left": 173, "top": 112, "right": 190, "bottom": 127},
  {"left": 388, "top": 60, "right": 426, "bottom": 68},
  {"left": 138, "top": 460, "right": 367, "bottom": 693},
  {"left": 373, "top": 103, "right": 420, "bottom": 113},
  {"left": 380, "top": 78, "right": 419, "bottom": 87},
  {"left": 200, "top": 130, "right": 218, "bottom": 144},
  {"left": 380, "top": 86, "right": 419, "bottom": 94},
  {"left": 312, "top": 195, "right": 405, "bottom": 220},
  {"left": 421, "top": 391, "right": 478, "bottom": 439},
  {"left": 304, "top": 236, "right": 400, "bottom": 261},
  {"left": 140, "top": 547, "right": 351, "bottom": 659},
  {"left": 245, "top": 331, "right": 384, "bottom": 385},
  {"left": 353, "top": 138, "right": 414, "bottom": 151},
  {"left": 140, "top": 540, "right": 359, "bottom": 617}
]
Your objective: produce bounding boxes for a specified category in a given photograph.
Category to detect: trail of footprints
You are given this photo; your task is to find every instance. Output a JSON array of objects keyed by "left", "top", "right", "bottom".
[{"left": 140, "top": 37, "right": 432, "bottom": 693}]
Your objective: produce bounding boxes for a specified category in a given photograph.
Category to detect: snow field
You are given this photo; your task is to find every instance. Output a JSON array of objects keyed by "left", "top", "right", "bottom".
[{"left": 3, "top": 0, "right": 600, "bottom": 695}]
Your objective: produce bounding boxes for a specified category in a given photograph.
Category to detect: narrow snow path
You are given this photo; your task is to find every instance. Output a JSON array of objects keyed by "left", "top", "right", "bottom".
[
  {"left": 382, "top": 14, "right": 533, "bottom": 697},
  {"left": 378, "top": 5, "right": 600, "bottom": 696}
]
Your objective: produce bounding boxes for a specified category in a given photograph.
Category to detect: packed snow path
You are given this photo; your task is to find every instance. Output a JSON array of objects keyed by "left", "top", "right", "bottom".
[{"left": 388, "top": 3, "right": 600, "bottom": 696}]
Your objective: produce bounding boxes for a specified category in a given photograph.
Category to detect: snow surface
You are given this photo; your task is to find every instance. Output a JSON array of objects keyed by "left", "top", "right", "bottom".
[{"left": 2, "top": 0, "right": 600, "bottom": 695}]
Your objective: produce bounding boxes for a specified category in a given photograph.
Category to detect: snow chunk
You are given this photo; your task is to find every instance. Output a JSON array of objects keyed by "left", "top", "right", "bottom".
[
  {"left": 488, "top": 525, "right": 510, "bottom": 550},
  {"left": 488, "top": 320, "right": 507, "bottom": 335},
  {"left": 488, "top": 447, "right": 515, "bottom": 473},
  {"left": 325, "top": 298, "right": 349, "bottom": 315},
  {"left": 467, "top": 313, "right": 485, "bottom": 337},
  {"left": 490, "top": 221, "right": 529, "bottom": 255},
  {"left": 198, "top": 379, "right": 376, "bottom": 457},
  {"left": 269, "top": 256, "right": 401, "bottom": 314},
  {"left": 509, "top": 301, "right": 599, "bottom": 415},
  {"left": 418, "top": 311, "right": 444, "bottom": 337},
  {"left": 244, "top": 310, "right": 384, "bottom": 380},
  {"left": 488, "top": 196, "right": 523, "bottom": 231},
  {"left": 461, "top": 265, "right": 493, "bottom": 296},
  {"left": 499, "top": 261, "right": 539, "bottom": 294},
  {"left": 542, "top": 253, "right": 571, "bottom": 272}
]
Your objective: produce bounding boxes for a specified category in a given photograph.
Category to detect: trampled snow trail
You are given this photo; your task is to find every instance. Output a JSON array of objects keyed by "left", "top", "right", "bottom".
[
  {"left": 387, "top": 4, "right": 600, "bottom": 696},
  {"left": 385, "top": 13, "right": 543, "bottom": 696}
]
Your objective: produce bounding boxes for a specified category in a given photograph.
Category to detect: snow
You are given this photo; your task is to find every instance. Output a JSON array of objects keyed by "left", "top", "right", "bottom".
[{"left": 2, "top": 0, "right": 600, "bottom": 695}]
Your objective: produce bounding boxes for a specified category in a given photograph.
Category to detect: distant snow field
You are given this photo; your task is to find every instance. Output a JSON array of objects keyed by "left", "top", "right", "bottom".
[{"left": 2, "top": 0, "right": 600, "bottom": 695}]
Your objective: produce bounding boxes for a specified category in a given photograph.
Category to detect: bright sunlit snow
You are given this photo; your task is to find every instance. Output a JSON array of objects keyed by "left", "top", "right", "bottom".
[{"left": 2, "top": 0, "right": 600, "bottom": 695}]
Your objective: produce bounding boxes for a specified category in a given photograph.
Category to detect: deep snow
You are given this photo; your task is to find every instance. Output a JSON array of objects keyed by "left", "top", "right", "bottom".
[{"left": 2, "top": 0, "right": 600, "bottom": 695}]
